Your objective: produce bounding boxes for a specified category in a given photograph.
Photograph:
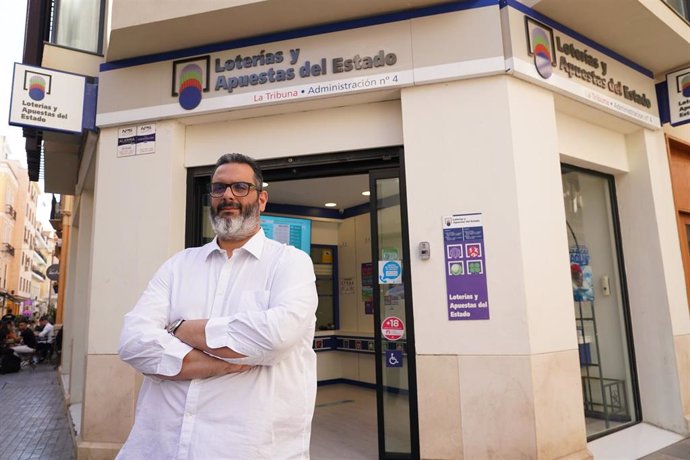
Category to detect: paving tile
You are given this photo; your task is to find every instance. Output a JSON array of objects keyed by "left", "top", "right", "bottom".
[{"left": 0, "top": 363, "right": 75, "bottom": 460}]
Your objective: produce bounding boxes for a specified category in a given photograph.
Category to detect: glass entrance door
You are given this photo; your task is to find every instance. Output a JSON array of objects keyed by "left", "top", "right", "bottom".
[{"left": 370, "top": 169, "right": 419, "bottom": 459}]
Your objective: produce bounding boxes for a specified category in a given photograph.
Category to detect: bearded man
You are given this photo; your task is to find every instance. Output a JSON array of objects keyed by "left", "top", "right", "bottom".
[{"left": 118, "top": 153, "right": 318, "bottom": 459}]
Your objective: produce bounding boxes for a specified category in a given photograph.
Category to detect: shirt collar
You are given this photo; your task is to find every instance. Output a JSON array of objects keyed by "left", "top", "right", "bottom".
[{"left": 203, "top": 228, "right": 266, "bottom": 260}]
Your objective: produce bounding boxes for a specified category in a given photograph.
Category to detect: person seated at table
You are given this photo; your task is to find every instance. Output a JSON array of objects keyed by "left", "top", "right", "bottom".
[
  {"left": 36, "top": 317, "right": 54, "bottom": 361},
  {"left": 12, "top": 319, "right": 37, "bottom": 357},
  {"left": 0, "top": 320, "right": 18, "bottom": 347}
]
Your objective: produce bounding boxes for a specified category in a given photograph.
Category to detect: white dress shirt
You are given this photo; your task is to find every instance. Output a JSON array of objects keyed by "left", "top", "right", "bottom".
[
  {"left": 38, "top": 322, "right": 54, "bottom": 341},
  {"left": 117, "top": 230, "right": 318, "bottom": 459}
]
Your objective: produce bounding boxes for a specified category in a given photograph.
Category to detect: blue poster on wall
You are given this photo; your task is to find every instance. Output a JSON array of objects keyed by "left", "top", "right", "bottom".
[
  {"left": 443, "top": 213, "right": 490, "bottom": 320},
  {"left": 570, "top": 246, "right": 594, "bottom": 302}
]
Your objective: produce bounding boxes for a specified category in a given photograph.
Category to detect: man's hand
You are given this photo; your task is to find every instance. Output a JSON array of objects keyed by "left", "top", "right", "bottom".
[
  {"left": 173, "top": 319, "right": 247, "bottom": 359},
  {"left": 154, "top": 348, "right": 252, "bottom": 381}
]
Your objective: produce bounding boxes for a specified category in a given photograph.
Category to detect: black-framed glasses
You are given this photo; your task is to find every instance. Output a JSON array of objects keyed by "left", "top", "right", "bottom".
[{"left": 208, "top": 181, "right": 260, "bottom": 197}]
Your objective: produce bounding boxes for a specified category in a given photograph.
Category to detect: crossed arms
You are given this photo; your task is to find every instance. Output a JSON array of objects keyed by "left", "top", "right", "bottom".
[
  {"left": 118, "top": 249, "right": 317, "bottom": 381},
  {"left": 162, "top": 319, "right": 249, "bottom": 380}
]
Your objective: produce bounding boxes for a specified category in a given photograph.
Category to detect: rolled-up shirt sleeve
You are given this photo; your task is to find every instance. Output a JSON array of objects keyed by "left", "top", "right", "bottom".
[
  {"left": 118, "top": 258, "right": 193, "bottom": 376},
  {"left": 206, "top": 247, "right": 317, "bottom": 366}
]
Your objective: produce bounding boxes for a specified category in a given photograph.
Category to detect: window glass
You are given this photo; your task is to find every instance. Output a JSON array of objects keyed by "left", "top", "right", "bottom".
[
  {"left": 665, "top": 0, "right": 690, "bottom": 20},
  {"left": 562, "top": 167, "right": 638, "bottom": 438},
  {"left": 53, "top": 0, "right": 104, "bottom": 53}
]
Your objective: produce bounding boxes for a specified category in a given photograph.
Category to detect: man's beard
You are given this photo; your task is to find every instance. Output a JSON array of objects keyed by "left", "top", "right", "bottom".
[{"left": 209, "top": 198, "right": 261, "bottom": 242}]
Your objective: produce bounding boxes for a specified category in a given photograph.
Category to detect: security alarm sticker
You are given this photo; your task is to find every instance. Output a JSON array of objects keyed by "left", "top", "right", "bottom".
[
  {"left": 443, "top": 213, "right": 490, "bottom": 320},
  {"left": 381, "top": 316, "right": 405, "bottom": 341}
]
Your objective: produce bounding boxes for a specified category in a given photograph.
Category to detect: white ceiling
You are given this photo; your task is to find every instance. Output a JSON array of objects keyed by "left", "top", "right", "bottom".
[{"left": 264, "top": 174, "right": 370, "bottom": 211}]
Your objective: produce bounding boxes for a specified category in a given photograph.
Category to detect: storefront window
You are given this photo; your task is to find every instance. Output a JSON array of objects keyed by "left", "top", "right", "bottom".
[{"left": 562, "top": 166, "right": 639, "bottom": 438}]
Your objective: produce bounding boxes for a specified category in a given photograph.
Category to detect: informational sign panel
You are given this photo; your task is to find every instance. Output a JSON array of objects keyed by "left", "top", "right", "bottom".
[
  {"left": 46, "top": 264, "right": 60, "bottom": 281},
  {"left": 118, "top": 123, "right": 157, "bottom": 157},
  {"left": 378, "top": 260, "right": 402, "bottom": 284},
  {"left": 259, "top": 215, "right": 311, "bottom": 254},
  {"left": 381, "top": 316, "right": 405, "bottom": 340},
  {"left": 136, "top": 123, "right": 156, "bottom": 155},
  {"left": 386, "top": 350, "right": 403, "bottom": 368},
  {"left": 570, "top": 245, "right": 594, "bottom": 302},
  {"left": 117, "top": 126, "right": 136, "bottom": 157},
  {"left": 507, "top": 8, "right": 659, "bottom": 129},
  {"left": 666, "top": 66, "right": 690, "bottom": 126},
  {"left": 9, "top": 63, "right": 86, "bottom": 133},
  {"left": 340, "top": 278, "right": 355, "bottom": 295},
  {"left": 97, "top": 6, "right": 506, "bottom": 127},
  {"left": 443, "top": 213, "right": 490, "bottom": 320}
]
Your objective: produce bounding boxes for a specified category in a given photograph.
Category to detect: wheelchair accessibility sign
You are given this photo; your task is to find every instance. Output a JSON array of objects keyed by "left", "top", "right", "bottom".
[
  {"left": 386, "top": 350, "right": 403, "bottom": 368},
  {"left": 378, "top": 260, "right": 402, "bottom": 284}
]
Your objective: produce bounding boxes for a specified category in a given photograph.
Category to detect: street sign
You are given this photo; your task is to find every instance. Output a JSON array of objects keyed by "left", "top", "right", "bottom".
[{"left": 46, "top": 264, "right": 59, "bottom": 281}]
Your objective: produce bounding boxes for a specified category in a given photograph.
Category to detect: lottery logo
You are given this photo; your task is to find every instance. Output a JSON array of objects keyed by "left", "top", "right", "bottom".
[
  {"left": 178, "top": 64, "right": 203, "bottom": 110},
  {"left": 682, "top": 74, "right": 690, "bottom": 98},
  {"left": 23, "top": 71, "right": 51, "bottom": 102},
  {"left": 28, "top": 75, "right": 46, "bottom": 101},
  {"left": 526, "top": 18, "right": 555, "bottom": 80},
  {"left": 172, "top": 56, "right": 210, "bottom": 111}
]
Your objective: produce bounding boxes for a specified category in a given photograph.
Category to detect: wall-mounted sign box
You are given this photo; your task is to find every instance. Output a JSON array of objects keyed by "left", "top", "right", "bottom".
[
  {"left": 9, "top": 63, "right": 88, "bottom": 134},
  {"left": 666, "top": 66, "right": 690, "bottom": 127}
]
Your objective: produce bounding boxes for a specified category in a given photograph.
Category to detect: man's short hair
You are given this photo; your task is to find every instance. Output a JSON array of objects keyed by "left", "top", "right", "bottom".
[
  {"left": 213, "top": 153, "right": 263, "bottom": 190},
  {"left": 18, "top": 319, "right": 28, "bottom": 325}
]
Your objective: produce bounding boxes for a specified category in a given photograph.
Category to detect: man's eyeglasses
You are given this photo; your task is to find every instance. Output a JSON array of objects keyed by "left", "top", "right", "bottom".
[{"left": 208, "top": 182, "right": 260, "bottom": 198}]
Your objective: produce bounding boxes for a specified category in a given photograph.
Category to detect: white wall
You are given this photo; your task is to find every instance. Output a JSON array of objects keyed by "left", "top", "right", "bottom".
[
  {"left": 65, "top": 191, "right": 95, "bottom": 407},
  {"left": 557, "top": 111, "right": 629, "bottom": 173},
  {"left": 616, "top": 128, "right": 690, "bottom": 432},
  {"left": 184, "top": 101, "right": 403, "bottom": 167},
  {"left": 402, "top": 76, "right": 575, "bottom": 356},
  {"left": 88, "top": 121, "right": 187, "bottom": 353}
]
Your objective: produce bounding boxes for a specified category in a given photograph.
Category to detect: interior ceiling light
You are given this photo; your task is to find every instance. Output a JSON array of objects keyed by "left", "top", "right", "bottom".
[
  {"left": 324, "top": 202, "right": 337, "bottom": 207},
  {"left": 362, "top": 191, "right": 370, "bottom": 196},
  {"left": 262, "top": 182, "right": 269, "bottom": 188}
]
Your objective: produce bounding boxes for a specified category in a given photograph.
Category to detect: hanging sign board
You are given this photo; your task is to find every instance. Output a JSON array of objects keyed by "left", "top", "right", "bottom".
[
  {"left": 443, "top": 213, "right": 490, "bottom": 320},
  {"left": 666, "top": 66, "right": 690, "bottom": 126},
  {"left": 46, "top": 264, "right": 60, "bottom": 281},
  {"left": 9, "top": 63, "right": 86, "bottom": 134}
]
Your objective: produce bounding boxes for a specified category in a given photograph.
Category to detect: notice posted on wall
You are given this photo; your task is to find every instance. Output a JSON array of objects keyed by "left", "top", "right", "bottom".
[
  {"left": 443, "top": 213, "right": 490, "bottom": 320},
  {"left": 117, "top": 123, "right": 156, "bottom": 157},
  {"left": 135, "top": 123, "right": 156, "bottom": 155}
]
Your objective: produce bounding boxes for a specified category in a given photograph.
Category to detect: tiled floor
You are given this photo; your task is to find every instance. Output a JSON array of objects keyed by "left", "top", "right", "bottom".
[
  {"left": 311, "top": 384, "right": 378, "bottom": 459},
  {"left": 2, "top": 366, "right": 688, "bottom": 460},
  {"left": 0, "top": 362, "right": 76, "bottom": 460},
  {"left": 310, "top": 384, "right": 413, "bottom": 459},
  {"left": 312, "top": 385, "right": 690, "bottom": 460}
]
